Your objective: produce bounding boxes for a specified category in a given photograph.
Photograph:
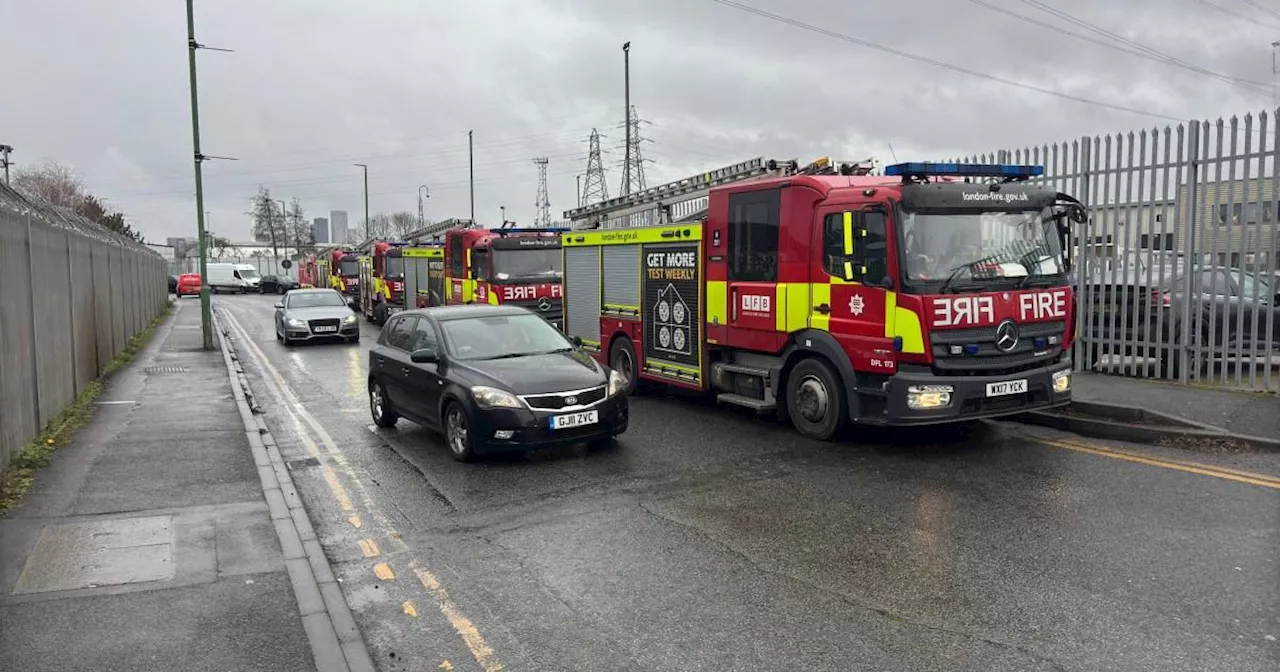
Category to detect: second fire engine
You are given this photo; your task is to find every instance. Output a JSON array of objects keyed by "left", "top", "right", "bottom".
[{"left": 443, "top": 225, "right": 567, "bottom": 329}]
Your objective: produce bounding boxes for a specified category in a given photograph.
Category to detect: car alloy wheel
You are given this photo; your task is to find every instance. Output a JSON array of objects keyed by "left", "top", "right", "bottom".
[{"left": 444, "top": 405, "right": 474, "bottom": 462}]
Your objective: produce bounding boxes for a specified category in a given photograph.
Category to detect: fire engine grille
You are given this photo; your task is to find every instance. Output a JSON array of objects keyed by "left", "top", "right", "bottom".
[
  {"left": 520, "top": 385, "right": 607, "bottom": 411},
  {"left": 508, "top": 297, "right": 562, "bottom": 317},
  {"left": 930, "top": 320, "right": 1065, "bottom": 374}
]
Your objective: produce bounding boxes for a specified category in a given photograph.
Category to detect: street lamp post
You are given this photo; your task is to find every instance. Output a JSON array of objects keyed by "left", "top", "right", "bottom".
[
  {"left": 354, "top": 163, "right": 369, "bottom": 241},
  {"left": 418, "top": 185, "right": 430, "bottom": 228},
  {"left": 276, "top": 198, "right": 288, "bottom": 270}
]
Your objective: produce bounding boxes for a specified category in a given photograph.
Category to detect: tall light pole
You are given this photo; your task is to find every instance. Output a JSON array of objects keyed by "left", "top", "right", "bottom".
[
  {"left": 468, "top": 131, "right": 475, "bottom": 222},
  {"left": 354, "top": 163, "right": 369, "bottom": 241},
  {"left": 418, "top": 185, "right": 430, "bottom": 228},
  {"left": 1272, "top": 40, "right": 1279, "bottom": 110},
  {"left": 500, "top": 205, "right": 506, "bottom": 226},
  {"left": 276, "top": 198, "right": 288, "bottom": 267},
  {"left": 622, "top": 41, "right": 632, "bottom": 196},
  {"left": 186, "top": 0, "right": 213, "bottom": 350}
]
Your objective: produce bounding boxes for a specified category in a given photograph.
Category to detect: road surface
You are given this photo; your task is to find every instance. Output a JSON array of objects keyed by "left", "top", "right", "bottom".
[{"left": 214, "top": 293, "right": 1279, "bottom": 672}]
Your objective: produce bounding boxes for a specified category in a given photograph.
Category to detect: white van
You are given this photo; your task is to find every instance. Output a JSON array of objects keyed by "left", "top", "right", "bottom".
[
  {"left": 206, "top": 263, "right": 250, "bottom": 293},
  {"left": 234, "top": 264, "right": 262, "bottom": 290}
]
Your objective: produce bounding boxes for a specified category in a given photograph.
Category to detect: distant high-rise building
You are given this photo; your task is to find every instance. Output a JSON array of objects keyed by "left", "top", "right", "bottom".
[
  {"left": 330, "top": 210, "right": 348, "bottom": 244},
  {"left": 312, "top": 217, "right": 330, "bottom": 244}
]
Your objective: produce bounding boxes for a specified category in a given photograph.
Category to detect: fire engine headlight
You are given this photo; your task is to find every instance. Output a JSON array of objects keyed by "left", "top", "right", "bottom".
[
  {"left": 607, "top": 369, "right": 626, "bottom": 397},
  {"left": 470, "top": 386, "right": 522, "bottom": 410},
  {"left": 907, "top": 385, "right": 953, "bottom": 410},
  {"left": 1052, "top": 369, "right": 1071, "bottom": 394}
]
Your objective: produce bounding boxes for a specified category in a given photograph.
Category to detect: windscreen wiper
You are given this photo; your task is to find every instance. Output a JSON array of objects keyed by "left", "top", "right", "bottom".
[{"left": 937, "top": 262, "right": 973, "bottom": 294}]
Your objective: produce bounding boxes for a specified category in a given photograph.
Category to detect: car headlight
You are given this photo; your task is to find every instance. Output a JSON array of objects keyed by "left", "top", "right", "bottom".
[
  {"left": 287, "top": 318, "right": 306, "bottom": 327},
  {"left": 343, "top": 314, "right": 357, "bottom": 324},
  {"left": 607, "top": 369, "right": 626, "bottom": 397},
  {"left": 470, "top": 386, "right": 522, "bottom": 410}
]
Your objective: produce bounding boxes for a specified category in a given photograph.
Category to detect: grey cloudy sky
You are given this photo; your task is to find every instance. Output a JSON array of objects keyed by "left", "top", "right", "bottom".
[{"left": 4, "top": 0, "right": 1278, "bottom": 243}]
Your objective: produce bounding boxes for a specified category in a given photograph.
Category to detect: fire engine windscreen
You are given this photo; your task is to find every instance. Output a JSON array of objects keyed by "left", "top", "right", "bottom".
[
  {"left": 385, "top": 255, "right": 404, "bottom": 278},
  {"left": 898, "top": 208, "right": 1065, "bottom": 283},
  {"left": 491, "top": 248, "right": 561, "bottom": 283},
  {"left": 339, "top": 258, "right": 360, "bottom": 277}
]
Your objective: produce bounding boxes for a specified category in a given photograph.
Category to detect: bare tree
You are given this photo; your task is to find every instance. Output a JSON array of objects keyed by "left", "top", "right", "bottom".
[
  {"left": 285, "top": 198, "right": 313, "bottom": 255},
  {"left": 388, "top": 212, "right": 417, "bottom": 239},
  {"left": 248, "top": 186, "right": 287, "bottom": 248},
  {"left": 12, "top": 159, "right": 86, "bottom": 208}
]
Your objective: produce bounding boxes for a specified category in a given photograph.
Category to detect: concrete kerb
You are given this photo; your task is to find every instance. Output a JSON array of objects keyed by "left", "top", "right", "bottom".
[
  {"left": 1013, "top": 400, "right": 1280, "bottom": 454},
  {"left": 211, "top": 310, "right": 376, "bottom": 672}
]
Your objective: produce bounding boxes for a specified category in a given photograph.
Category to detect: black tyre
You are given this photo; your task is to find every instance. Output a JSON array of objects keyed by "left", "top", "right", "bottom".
[
  {"left": 369, "top": 381, "right": 399, "bottom": 428},
  {"left": 277, "top": 285, "right": 286, "bottom": 295},
  {"left": 785, "top": 358, "right": 848, "bottom": 441},
  {"left": 347, "top": 335, "right": 360, "bottom": 345},
  {"left": 609, "top": 337, "right": 639, "bottom": 396},
  {"left": 257, "top": 285, "right": 265, "bottom": 294},
  {"left": 444, "top": 403, "right": 475, "bottom": 462}
]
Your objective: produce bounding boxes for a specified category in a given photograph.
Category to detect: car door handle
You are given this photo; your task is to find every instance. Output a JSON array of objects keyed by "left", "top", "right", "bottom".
[
  {"left": 815, "top": 303, "right": 832, "bottom": 314},
  {"left": 375, "top": 356, "right": 386, "bottom": 367},
  {"left": 401, "top": 366, "right": 411, "bottom": 377}
]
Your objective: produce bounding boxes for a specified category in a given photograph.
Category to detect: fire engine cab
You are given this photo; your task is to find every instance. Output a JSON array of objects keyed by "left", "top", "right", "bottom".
[
  {"left": 560, "top": 158, "right": 1086, "bottom": 440},
  {"left": 356, "top": 240, "right": 407, "bottom": 325},
  {"left": 443, "top": 226, "right": 567, "bottom": 329}
]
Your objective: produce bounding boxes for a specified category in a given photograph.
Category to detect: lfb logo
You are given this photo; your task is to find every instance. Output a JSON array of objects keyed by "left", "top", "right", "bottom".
[{"left": 741, "top": 294, "right": 771, "bottom": 313}]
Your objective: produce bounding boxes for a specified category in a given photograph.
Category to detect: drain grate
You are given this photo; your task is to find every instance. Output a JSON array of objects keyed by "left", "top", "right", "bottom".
[{"left": 144, "top": 366, "right": 188, "bottom": 374}]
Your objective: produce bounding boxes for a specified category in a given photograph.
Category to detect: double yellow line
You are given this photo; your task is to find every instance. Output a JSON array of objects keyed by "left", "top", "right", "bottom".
[{"left": 1039, "top": 437, "right": 1280, "bottom": 489}]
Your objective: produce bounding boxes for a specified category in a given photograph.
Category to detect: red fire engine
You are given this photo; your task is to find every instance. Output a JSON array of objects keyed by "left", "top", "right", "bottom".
[
  {"left": 443, "top": 226, "right": 567, "bottom": 329},
  {"left": 356, "top": 240, "right": 408, "bottom": 324},
  {"left": 560, "top": 158, "right": 1086, "bottom": 440}
]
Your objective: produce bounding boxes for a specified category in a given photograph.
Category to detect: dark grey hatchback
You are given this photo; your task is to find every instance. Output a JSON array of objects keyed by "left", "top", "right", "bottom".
[{"left": 367, "top": 304, "right": 629, "bottom": 461}]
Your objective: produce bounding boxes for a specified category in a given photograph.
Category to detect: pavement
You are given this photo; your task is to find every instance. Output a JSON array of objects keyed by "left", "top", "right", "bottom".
[
  {"left": 208, "top": 293, "right": 1279, "bottom": 672},
  {"left": 1070, "top": 371, "right": 1280, "bottom": 438},
  {"left": 0, "top": 300, "right": 366, "bottom": 672}
]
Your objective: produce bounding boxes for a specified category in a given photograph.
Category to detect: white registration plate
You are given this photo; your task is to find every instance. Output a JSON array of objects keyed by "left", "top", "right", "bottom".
[
  {"left": 985, "top": 379, "right": 1028, "bottom": 397},
  {"left": 550, "top": 410, "right": 598, "bottom": 430},
  {"left": 313, "top": 325, "right": 338, "bottom": 333}
]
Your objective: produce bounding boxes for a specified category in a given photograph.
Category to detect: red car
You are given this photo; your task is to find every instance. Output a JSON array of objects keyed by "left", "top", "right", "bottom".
[{"left": 176, "top": 273, "right": 203, "bottom": 297}]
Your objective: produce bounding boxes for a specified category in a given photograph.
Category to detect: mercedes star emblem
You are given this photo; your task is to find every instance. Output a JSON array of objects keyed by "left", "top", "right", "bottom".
[
  {"left": 994, "top": 319, "right": 1020, "bottom": 353},
  {"left": 537, "top": 297, "right": 552, "bottom": 312},
  {"left": 564, "top": 395, "right": 578, "bottom": 405}
]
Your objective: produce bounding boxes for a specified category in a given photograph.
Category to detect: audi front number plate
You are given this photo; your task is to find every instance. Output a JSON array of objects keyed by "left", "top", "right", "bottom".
[
  {"left": 550, "top": 410, "right": 598, "bottom": 430},
  {"left": 313, "top": 325, "right": 338, "bottom": 333},
  {"left": 985, "top": 379, "right": 1027, "bottom": 397}
]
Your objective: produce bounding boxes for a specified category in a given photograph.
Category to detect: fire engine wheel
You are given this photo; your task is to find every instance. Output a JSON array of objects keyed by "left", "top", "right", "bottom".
[
  {"left": 786, "top": 358, "right": 847, "bottom": 441},
  {"left": 609, "top": 337, "right": 639, "bottom": 396}
]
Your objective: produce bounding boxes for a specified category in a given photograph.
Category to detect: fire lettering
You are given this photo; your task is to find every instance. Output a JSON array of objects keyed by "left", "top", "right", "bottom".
[
  {"left": 932, "top": 296, "right": 995, "bottom": 327},
  {"left": 1017, "top": 289, "right": 1067, "bottom": 321}
]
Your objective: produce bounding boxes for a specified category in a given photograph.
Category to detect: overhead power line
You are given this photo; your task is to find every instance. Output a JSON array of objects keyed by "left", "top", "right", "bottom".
[
  {"left": 1239, "top": 0, "right": 1280, "bottom": 22},
  {"left": 1192, "top": 0, "right": 1280, "bottom": 29},
  {"left": 706, "top": 0, "right": 1184, "bottom": 122},
  {"left": 966, "top": 0, "right": 1268, "bottom": 96},
  {"left": 1015, "top": 0, "right": 1266, "bottom": 94}
]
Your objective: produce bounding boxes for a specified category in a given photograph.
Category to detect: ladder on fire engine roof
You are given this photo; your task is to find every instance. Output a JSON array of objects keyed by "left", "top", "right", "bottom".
[{"left": 563, "top": 156, "right": 879, "bottom": 230}]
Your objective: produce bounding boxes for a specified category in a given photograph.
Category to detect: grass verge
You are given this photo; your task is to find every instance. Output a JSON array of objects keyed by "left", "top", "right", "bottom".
[{"left": 0, "top": 302, "right": 175, "bottom": 513}]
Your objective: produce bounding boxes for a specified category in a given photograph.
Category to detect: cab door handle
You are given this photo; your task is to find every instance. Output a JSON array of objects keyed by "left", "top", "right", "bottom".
[{"left": 815, "top": 303, "right": 832, "bottom": 314}]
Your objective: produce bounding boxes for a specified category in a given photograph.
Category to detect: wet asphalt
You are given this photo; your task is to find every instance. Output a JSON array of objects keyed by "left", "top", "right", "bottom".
[{"left": 214, "top": 293, "right": 1279, "bottom": 672}]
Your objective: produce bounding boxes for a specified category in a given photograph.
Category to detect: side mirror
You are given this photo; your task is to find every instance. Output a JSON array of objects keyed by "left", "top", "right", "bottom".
[
  {"left": 571, "top": 336, "right": 583, "bottom": 347},
  {"left": 273, "top": 302, "right": 284, "bottom": 310},
  {"left": 410, "top": 349, "right": 438, "bottom": 364}
]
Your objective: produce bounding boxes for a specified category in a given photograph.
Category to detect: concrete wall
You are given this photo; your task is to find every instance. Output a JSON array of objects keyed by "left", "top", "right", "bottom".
[{"left": 0, "top": 184, "right": 168, "bottom": 470}]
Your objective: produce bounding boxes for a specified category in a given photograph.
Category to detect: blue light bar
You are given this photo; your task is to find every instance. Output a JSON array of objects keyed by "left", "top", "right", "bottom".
[{"left": 884, "top": 162, "right": 1044, "bottom": 178}]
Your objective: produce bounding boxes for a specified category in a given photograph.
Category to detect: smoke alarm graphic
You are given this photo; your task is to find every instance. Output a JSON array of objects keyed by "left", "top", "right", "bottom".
[{"left": 654, "top": 283, "right": 691, "bottom": 356}]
